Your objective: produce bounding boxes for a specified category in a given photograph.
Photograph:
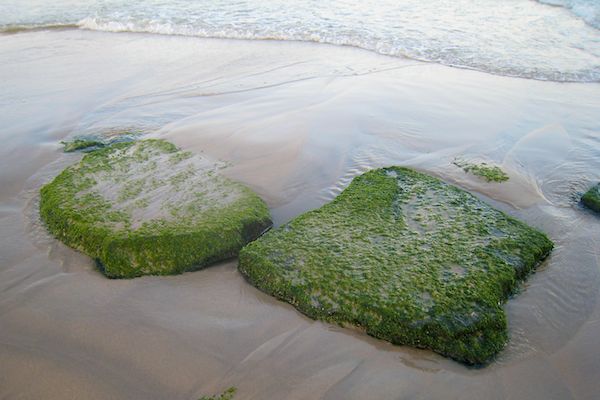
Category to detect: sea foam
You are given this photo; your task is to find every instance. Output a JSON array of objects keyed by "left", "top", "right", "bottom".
[{"left": 2, "top": 0, "right": 599, "bottom": 82}]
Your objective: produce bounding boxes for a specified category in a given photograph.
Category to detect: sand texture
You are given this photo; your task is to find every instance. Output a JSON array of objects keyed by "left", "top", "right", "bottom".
[{"left": 1, "top": 30, "right": 600, "bottom": 399}]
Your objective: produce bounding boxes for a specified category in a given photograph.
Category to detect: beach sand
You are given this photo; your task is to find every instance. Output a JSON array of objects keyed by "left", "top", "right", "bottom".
[{"left": 1, "top": 30, "right": 600, "bottom": 399}]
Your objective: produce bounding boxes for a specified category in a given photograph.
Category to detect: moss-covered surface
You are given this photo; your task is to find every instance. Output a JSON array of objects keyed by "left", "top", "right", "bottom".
[
  {"left": 41, "top": 139, "right": 272, "bottom": 278},
  {"left": 239, "top": 167, "right": 552, "bottom": 365},
  {"left": 199, "top": 387, "right": 237, "bottom": 400},
  {"left": 582, "top": 183, "right": 600, "bottom": 213},
  {"left": 62, "top": 139, "right": 105, "bottom": 152},
  {"left": 61, "top": 129, "right": 142, "bottom": 153},
  {"left": 453, "top": 159, "right": 509, "bottom": 182}
]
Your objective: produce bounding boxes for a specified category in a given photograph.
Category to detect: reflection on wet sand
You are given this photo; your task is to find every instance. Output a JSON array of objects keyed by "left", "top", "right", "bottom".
[{"left": 1, "top": 30, "right": 600, "bottom": 399}]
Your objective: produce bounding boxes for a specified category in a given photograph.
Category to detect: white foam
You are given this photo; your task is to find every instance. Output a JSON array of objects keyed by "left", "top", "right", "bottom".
[{"left": 2, "top": 0, "right": 600, "bottom": 82}]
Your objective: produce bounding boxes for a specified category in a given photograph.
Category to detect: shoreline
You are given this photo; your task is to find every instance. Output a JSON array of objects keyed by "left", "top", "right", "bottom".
[
  {"left": 1, "top": 29, "right": 599, "bottom": 399},
  {"left": 3, "top": 27, "right": 600, "bottom": 84}
]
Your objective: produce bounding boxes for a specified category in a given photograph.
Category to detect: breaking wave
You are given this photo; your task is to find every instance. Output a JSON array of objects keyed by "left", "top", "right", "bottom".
[{"left": 2, "top": 0, "right": 600, "bottom": 83}]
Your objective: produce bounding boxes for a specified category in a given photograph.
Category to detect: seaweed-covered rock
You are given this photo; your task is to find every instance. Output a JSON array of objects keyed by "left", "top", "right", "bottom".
[
  {"left": 41, "top": 139, "right": 272, "bottom": 278},
  {"left": 453, "top": 158, "right": 509, "bottom": 182},
  {"left": 582, "top": 183, "right": 600, "bottom": 213},
  {"left": 62, "top": 139, "right": 105, "bottom": 152},
  {"left": 239, "top": 167, "right": 552, "bottom": 365},
  {"left": 61, "top": 130, "right": 141, "bottom": 153}
]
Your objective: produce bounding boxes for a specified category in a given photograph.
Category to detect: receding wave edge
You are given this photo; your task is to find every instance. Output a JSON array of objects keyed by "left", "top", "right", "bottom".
[{"left": 2, "top": 19, "right": 599, "bottom": 84}]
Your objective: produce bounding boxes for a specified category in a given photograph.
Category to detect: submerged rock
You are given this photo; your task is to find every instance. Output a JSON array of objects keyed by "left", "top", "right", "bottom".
[
  {"left": 453, "top": 158, "right": 509, "bottom": 183},
  {"left": 62, "top": 139, "right": 105, "bottom": 152},
  {"left": 239, "top": 167, "right": 552, "bottom": 365},
  {"left": 41, "top": 139, "right": 272, "bottom": 278},
  {"left": 582, "top": 183, "right": 600, "bottom": 213},
  {"left": 61, "top": 130, "right": 141, "bottom": 153}
]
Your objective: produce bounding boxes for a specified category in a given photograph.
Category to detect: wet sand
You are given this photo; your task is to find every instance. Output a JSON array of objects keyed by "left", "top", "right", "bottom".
[{"left": 1, "top": 30, "right": 600, "bottom": 399}]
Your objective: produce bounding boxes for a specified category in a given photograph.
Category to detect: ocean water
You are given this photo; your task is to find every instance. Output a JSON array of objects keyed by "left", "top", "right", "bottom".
[
  {"left": 538, "top": 0, "right": 600, "bottom": 28},
  {"left": 1, "top": 0, "right": 599, "bottom": 82}
]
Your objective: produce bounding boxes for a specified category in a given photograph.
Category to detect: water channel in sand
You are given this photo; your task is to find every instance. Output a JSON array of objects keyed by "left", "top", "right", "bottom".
[{"left": 1, "top": 30, "right": 600, "bottom": 399}]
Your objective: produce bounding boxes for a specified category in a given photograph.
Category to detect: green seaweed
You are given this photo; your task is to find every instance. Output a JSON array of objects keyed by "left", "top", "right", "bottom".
[
  {"left": 199, "top": 387, "right": 237, "bottom": 400},
  {"left": 453, "top": 159, "right": 509, "bottom": 182},
  {"left": 582, "top": 183, "right": 600, "bottom": 213},
  {"left": 61, "top": 129, "right": 142, "bottom": 153},
  {"left": 62, "top": 139, "right": 105, "bottom": 152},
  {"left": 41, "top": 139, "right": 272, "bottom": 278},
  {"left": 239, "top": 167, "right": 552, "bottom": 365}
]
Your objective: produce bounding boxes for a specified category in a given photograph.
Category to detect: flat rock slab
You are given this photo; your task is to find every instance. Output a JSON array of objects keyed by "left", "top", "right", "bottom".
[
  {"left": 41, "top": 139, "right": 272, "bottom": 278},
  {"left": 239, "top": 167, "right": 553, "bottom": 364},
  {"left": 582, "top": 183, "right": 600, "bottom": 213}
]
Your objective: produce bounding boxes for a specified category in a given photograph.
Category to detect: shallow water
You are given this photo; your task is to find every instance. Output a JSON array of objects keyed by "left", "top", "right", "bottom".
[
  {"left": 1, "top": 30, "right": 600, "bottom": 399},
  {"left": 1, "top": 0, "right": 600, "bottom": 82}
]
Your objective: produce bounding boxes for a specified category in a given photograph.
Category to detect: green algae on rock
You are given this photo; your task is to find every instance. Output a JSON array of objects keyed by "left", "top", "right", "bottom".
[
  {"left": 61, "top": 130, "right": 141, "bottom": 153},
  {"left": 582, "top": 183, "right": 600, "bottom": 213},
  {"left": 41, "top": 139, "right": 272, "bottom": 278},
  {"left": 62, "top": 139, "right": 105, "bottom": 152},
  {"left": 239, "top": 167, "right": 552, "bottom": 365},
  {"left": 453, "top": 159, "right": 509, "bottom": 182},
  {"left": 199, "top": 387, "right": 237, "bottom": 400}
]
